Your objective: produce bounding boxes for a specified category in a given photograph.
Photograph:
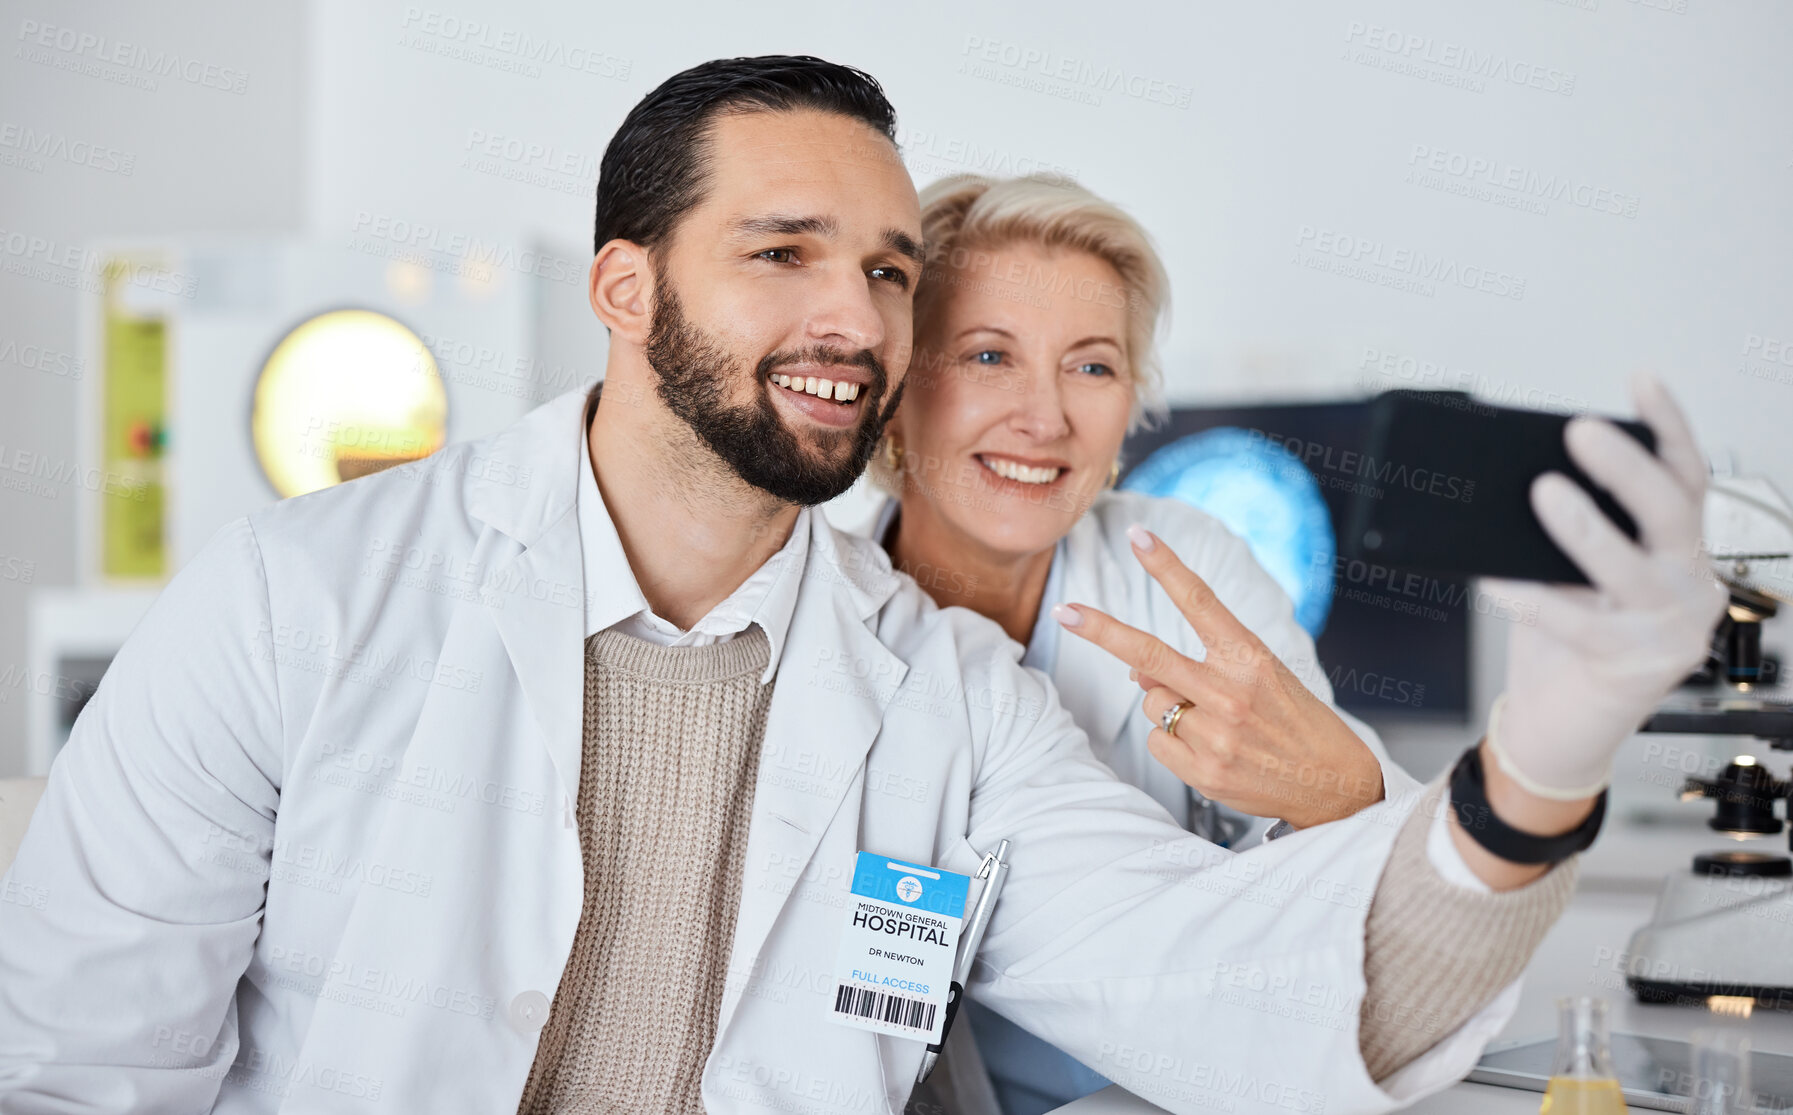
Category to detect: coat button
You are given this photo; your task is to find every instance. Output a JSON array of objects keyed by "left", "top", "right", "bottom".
[{"left": 509, "top": 990, "right": 551, "bottom": 1033}]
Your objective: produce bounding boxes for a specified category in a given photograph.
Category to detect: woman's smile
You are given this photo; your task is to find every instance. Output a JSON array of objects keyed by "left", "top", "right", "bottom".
[{"left": 974, "top": 452, "right": 1068, "bottom": 488}]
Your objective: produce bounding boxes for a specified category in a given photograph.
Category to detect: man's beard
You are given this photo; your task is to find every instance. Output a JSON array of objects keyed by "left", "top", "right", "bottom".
[{"left": 644, "top": 281, "right": 904, "bottom": 506}]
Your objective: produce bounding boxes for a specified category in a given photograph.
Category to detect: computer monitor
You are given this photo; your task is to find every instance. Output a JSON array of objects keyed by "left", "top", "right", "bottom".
[{"left": 1120, "top": 399, "right": 1470, "bottom": 720}]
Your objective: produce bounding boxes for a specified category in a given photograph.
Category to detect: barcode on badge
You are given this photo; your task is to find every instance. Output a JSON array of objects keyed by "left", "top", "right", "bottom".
[{"left": 832, "top": 983, "right": 937, "bottom": 1034}]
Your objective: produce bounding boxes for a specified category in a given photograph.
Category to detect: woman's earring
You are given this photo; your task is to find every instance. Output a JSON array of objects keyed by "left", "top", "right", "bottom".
[
  {"left": 883, "top": 435, "right": 906, "bottom": 473},
  {"left": 1106, "top": 459, "right": 1122, "bottom": 489}
]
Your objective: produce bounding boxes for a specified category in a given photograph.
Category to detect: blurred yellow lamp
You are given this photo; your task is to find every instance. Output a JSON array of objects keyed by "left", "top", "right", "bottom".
[{"left": 251, "top": 309, "right": 448, "bottom": 497}]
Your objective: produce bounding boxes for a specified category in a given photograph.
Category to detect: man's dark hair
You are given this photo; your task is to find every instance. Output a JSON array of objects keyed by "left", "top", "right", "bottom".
[{"left": 593, "top": 55, "right": 898, "bottom": 257}]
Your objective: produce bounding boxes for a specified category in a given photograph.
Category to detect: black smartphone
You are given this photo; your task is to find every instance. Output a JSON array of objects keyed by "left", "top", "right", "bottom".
[{"left": 1339, "top": 391, "right": 1658, "bottom": 584}]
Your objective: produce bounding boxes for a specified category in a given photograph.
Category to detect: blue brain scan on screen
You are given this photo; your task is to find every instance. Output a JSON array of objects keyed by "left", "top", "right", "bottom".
[{"left": 1121, "top": 428, "right": 1336, "bottom": 637}]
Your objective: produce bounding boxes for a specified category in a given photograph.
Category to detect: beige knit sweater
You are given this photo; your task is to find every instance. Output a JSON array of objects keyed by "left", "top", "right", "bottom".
[
  {"left": 1356, "top": 769, "right": 1579, "bottom": 1081},
  {"left": 516, "top": 626, "right": 775, "bottom": 1114}
]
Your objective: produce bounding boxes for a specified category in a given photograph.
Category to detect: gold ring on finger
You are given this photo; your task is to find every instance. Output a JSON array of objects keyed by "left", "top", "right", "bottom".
[{"left": 1161, "top": 699, "right": 1192, "bottom": 737}]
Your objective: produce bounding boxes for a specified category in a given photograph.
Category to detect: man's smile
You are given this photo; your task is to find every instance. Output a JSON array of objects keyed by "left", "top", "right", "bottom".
[
  {"left": 770, "top": 371, "right": 863, "bottom": 402},
  {"left": 766, "top": 369, "right": 868, "bottom": 428}
]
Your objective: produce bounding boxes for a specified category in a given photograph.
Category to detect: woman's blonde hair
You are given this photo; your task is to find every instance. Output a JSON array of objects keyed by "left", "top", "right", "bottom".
[{"left": 872, "top": 173, "right": 1171, "bottom": 494}]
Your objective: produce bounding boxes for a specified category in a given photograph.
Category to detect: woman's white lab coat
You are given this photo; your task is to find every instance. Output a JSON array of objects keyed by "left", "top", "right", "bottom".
[
  {"left": 0, "top": 389, "right": 1501, "bottom": 1114},
  {"left": 867, "top": 488, "right": 1424, "bottom": 835},
  {"left": 863, "top": 491, "right": 1428, "bottom": 1115}
]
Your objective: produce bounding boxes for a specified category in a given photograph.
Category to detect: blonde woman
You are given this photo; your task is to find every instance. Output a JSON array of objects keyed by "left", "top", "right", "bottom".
[
  {"left": 866, "top": 174, "right": 1413, "bottom": 1114},
  {"left": 867, "top": 174, "right": 1716, "bottom": 1114}
]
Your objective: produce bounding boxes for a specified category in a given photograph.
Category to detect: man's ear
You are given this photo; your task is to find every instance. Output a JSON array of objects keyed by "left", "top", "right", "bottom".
[{"left": 589, "top": 239, "right": 654, "bottom": 344}]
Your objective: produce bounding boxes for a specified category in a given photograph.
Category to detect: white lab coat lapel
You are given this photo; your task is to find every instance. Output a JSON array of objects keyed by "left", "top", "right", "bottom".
[
  {"left": 465, "top": 389, "right": 594, "bottom": 809},
  {"left": 715, "top": 512, "right": 908, "bottom": 1040},
  {"left": 482, "top": 520, "right": 584, "bottom": 809},
  {"left": 1052, "top": 515, "right": 1139, "bottom": 768}
]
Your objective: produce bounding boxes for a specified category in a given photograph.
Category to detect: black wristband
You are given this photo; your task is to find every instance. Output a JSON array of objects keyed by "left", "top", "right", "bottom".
[{"left": 1447, "top": 745, "right": 1606, "bottom": 865}]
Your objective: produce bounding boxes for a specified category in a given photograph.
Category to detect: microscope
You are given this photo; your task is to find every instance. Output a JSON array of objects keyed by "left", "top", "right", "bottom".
[{"left": 1625, "top": 472, "right": 1793, "bottom": 1010}]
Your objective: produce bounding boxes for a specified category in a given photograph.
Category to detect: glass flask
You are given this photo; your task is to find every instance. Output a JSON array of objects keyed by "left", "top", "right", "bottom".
[
  {"left": 1689, "top": 1026, "right": 1752, "bottom": 1115},
  {"left": 1540, "top": 996, "right": 1626, "bottom": 1115}
]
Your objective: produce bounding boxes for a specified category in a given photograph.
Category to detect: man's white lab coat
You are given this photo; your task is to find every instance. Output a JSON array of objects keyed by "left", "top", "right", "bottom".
[{"left": 0, "top": 387, "right": 1511, "bottom": 1114}]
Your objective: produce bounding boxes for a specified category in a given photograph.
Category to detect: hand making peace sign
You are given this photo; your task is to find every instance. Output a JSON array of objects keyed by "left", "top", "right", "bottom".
[{"left": 1051, "top": 527, "right": 1387, "bottom": 830}]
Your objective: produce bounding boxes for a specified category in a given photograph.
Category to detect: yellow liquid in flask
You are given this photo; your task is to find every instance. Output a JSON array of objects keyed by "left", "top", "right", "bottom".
[{"left": 1539, "top": 1076, "right": 1627, "bottom": 1115}]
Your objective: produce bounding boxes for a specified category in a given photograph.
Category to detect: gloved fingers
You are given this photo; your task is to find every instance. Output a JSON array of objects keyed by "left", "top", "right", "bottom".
[
  {"left": 1565, "top": 416, "right": 1700, "bottom": 552},
  {"left": 1531, "top": 471, "right": 1663, "bottom": 608},
  {"left": 1629, "top": 372, "right": 1709, "bottom": 501},
  {"left": 1520, "top": 584, "right": 1606, "bottom": 656},
  {"left": 1482, "top": 576, "right": 1596, "bottom": 619},
  {"left": 1481, "top": 575, "right": 1577, "bottom": 631},
  {"left": 1495, "top": 576, "right": 1611, "bottom": 654}
]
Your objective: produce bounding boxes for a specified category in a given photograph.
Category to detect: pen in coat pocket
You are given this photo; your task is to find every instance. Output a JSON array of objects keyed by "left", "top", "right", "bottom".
[{"left": 917, "top": 838, "right": 1010, "bottom": 1083}]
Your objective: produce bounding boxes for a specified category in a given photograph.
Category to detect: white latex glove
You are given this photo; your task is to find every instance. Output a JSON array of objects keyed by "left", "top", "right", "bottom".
[{"left": 1486, "top": 374, "right": 1728, "bottom": 797}]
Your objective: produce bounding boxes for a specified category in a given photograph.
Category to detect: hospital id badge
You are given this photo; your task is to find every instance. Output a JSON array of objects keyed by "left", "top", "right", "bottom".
[{"left": 829, "top": 852, "right": 969, "bottom": 1043}]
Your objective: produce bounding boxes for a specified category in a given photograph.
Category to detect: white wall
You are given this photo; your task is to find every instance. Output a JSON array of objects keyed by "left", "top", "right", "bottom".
[
  {"left": 306, "top": 0, "right": 1793, "bottom": 768},
  {"left": 312, "top": 0, "right": 1791, "bottom": 473},
  {"left": 0, "top": 1, "right": 308, "bottom": 773},
  {"left": 5, "top": 0, "right": 1790, "bottom": 772}
]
